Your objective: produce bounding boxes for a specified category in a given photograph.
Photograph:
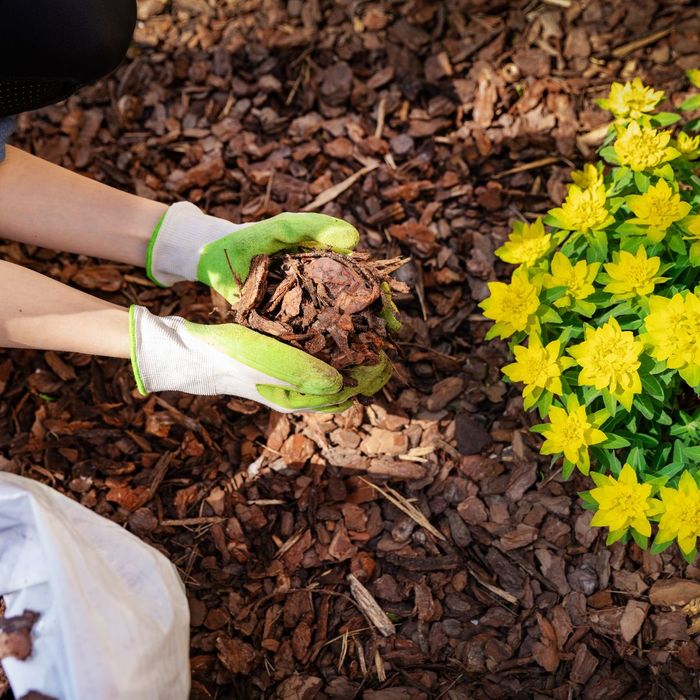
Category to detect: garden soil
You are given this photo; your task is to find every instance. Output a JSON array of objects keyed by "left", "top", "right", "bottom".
[{"left": 2, "top": 1, "right": 700, "bottom": 698}]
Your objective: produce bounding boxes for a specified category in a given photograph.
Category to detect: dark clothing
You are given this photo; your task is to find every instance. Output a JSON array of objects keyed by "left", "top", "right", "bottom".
[{"left": 0, "top": 0, "right": 136, "bottom": 118}]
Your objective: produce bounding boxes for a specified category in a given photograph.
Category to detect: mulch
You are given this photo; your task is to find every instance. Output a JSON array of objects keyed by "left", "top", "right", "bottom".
[{"left": 2, "top": 0, "right": 700, "bottom": 698}]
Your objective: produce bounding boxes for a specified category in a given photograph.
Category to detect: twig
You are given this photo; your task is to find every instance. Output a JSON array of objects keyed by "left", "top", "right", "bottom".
[
  {"left": 494, "top": 156, "right": 560, "bottom": 180},
  {"left": 301, "top": 162, "right": 379, "bottom": 212},
  {"left": 263, "top": 169, "right": 275, "bottom": 214},
  {"left": 223, "top": 249, "right": 243, "bottom": 288},
  {"left": 611, "top": 29, "right": 672, "bottom": 58},
  {"left": 347, "top": 573, "right": 396, "bottom": 637},
  {"left": 361, "top": 477, "right": 445, "bottom": 541},
  {"left": 375, "top": 95, "right": 386, "bottom": 139},
  {"left": 465, "top": 564, "right": 519, "bottom": 605},
  {"left": 160, "top": 516, "right": 226, "bottom": 527}
]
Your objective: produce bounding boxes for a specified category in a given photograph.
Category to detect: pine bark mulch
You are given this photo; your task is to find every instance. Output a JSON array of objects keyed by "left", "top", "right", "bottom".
[{"left": 2, "top": 1, "right": 700, "bottom": 698}]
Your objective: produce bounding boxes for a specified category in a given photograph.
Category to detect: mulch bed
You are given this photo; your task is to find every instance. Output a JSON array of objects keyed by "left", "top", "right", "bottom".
[{"left": 2, "top": 0, "right": 700, "bottom": 697}]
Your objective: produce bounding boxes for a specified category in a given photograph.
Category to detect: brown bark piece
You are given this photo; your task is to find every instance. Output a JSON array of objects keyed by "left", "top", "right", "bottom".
[
  {"left": 649, "top": 579, "right": 700, "bottom": 607},
  {"left": 0, "top": 610, "right": 39, "bottom": 661}
]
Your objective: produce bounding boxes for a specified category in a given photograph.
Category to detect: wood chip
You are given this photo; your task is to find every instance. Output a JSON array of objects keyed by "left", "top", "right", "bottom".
[{"left": 347, "top": 573, "right": 395, "bottom": 637}]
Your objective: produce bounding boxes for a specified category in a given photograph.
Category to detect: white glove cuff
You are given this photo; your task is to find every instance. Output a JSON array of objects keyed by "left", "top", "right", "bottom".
[
  {"left": 130, "top": 305, "right": 217, "bottom": 395},
  {"left": 147, "top": 202, "right": 241, "bottom": 286}
]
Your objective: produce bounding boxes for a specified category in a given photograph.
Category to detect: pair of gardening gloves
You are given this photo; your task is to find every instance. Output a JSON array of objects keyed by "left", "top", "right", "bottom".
[{"left": 130, "top": 203, "right": 394, "bottom": 412}]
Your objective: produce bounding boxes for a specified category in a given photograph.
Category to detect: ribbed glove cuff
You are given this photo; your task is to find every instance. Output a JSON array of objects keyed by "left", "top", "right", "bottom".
[
  {"left": 146, "top": 202, "right": 236, "bottom": 287},
  {"left": 129, "top": 305, "right": 217, "bottom": 395}
]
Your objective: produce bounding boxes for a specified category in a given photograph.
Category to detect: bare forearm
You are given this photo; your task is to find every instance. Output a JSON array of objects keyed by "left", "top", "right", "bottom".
[
  {"left": 0, "top": 260, "right": 130, "bottom": 358},
  {"left": 0, "top": 146, "right": 167, "bottom": 266}
]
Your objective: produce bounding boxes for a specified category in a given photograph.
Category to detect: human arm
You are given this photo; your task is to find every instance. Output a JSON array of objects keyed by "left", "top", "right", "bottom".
[
  {"left": 0, "top": 260, "right": 390, "bottom": 410},
  {"left": 0, "top": 148, "right": 392, "bottom": 406},
  {"left": 0, "top": 259, "right": 130, "bottom": 356},
  {"left": 0, "top": 146, "right": 166, "bottom": 266}
]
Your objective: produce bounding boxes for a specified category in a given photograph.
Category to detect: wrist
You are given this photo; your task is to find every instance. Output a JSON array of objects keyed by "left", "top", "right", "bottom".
[{"left": 146, "top": 202, "right": 236, "bottom": 287}]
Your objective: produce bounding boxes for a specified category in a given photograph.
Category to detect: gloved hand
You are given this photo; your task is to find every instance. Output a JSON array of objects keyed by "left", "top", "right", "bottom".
[
  {"left": 146, "top": 202, "right": 360, "bottom": 303},
  {"left": 129, "top": 306, "right": 392, "bottom": 412}
]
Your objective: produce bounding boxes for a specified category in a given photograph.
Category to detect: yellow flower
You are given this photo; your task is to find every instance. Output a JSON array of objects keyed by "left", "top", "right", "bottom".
[
  {"left": 480, "top": 268, "right": 540, "bottom": 339},
  {"left": 549, "top": 182, "right": 613, "bottom": 234},
  {"left": 540, "top": 395, "right": 606, "bottom": 473},
  {"left": 614, "top": 122, "right": 679, "bottom": 172},
  {"left": 598, "top": 78, "right": 664, "bottom": 120},
  {"left": 677, "top": 131, "right": 700, "bottom": 157},
  {"left": 543, "top": 252, "right": 599, "bottom": 308},
  {"left": 602, "top": 246, "right": 664, "bottom": 299},
  {"left": 644, "top": 292, "right": 700, "bottom": 386},
  {"left": 568, "top": 318, "right": 643, "bottom": 410},
  {"left": 626, "top": 178, "right": 691, "bottom": 243},
  {"left": 657, "top": 471, "right": 700, "bottom": 555},
  {"left": 502, "top": 336, "right": 574, "bottom": 410},
  {"left": 589, "top": 464, "right": 662, "bottom": 539},
  {"left": 495, "top": 217, "right": 551, "bottom": 267},
  {"left": 571, "top": 163, "right": 603, "bottom": 190}
]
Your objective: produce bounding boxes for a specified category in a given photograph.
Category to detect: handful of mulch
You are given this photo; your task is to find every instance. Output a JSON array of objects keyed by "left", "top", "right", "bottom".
[{"left": 227, "top": 250, "right": 408, "bottom": 373}]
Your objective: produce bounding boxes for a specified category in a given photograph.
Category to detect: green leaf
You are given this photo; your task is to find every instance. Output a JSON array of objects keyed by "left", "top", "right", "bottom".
[
  {"left": 681, "top": 445, "right": 700, "bottom": 463},
  {"left": 609, "top": 167, "right": 633, "bottom": 194},
  {"left": 543, "top": 214, "right": 565, "bottom": 229},
  {"left": 680, "top": 94, "right": 700, "bottom": 112},
  {"left": 633, "top": 172, "right": 650, "bottom": 192},
  {"left": 658, "top": 461, "right": 685, "bottom": 480},
  {"left": 631, "top": 529, "right": 649, "bottom": 550},
  {"left": 650, "top": 537, "right": 674, "bottom": 555},
  {"left": 587, "top": 229, "right": 608, "bottom": 262},
  {"left": 668, "top": 232, "right": 688, "bottom": 257},
  {"left": 602, "top": 434, "right": 631, "bottom": 449},
  {"left": 615, "top": 222, "right": 648, "bottom": 236},
  {"left": 536, "top": 390, "right": 554, "bottom": 420},
  {"left": 542, "top": 286, "right": 567, "bottom": 304},
  {"left": 606, "top": 528, "right": 628, "bottom": 545},
  {"left": 562, "top": 458, "right": 576, "bottom": 480},
  {"left": 627, "top": 446, "right": 645, "bottom": 470},
  {"left": 572, "top": 299, "right": 597, "bottom": 317},
  {"left": 634, "top": 394, "right": 655, "bottom": 420},
  {"left": 600, "top": 145, "right": 619, "bottom": 164},
  {"left": 641, "top": 374, "right": 665, "bottom": 402},
  {"left": 484, "top": 325, "right": 500, "bottom": 341},
  {"left": 539, "top": 305, "right": 563, "bottom": 324},
  {"left": 651, "top": 112, "right": 681, "bottom": 126},
  {"left": 579, "top": 490, "right": 598, "bottom": 507},
  {"left": 602, "top": 390, "right": 617, "bottom": 418},
  {"left": 682, "top": 547, "right": 698, "bottom": 565}
]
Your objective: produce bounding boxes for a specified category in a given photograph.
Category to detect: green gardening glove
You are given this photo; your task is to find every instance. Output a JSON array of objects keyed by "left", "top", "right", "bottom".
[
  {"left": 146, "top": 203, "right": 359, "bottom": 303},
  {"left": 129, "top": 306, "right": 392, "bottom": 413}
]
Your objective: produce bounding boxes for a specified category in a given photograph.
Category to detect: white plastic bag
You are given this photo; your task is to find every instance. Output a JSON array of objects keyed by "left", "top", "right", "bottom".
[{"left": 0, "top": 472, "right": 190, "bottom": 699}]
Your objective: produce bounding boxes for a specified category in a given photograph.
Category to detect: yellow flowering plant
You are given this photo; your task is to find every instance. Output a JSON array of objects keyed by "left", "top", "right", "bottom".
[{"left": 482, "top": 73, "right": 700, "bottom": 561}]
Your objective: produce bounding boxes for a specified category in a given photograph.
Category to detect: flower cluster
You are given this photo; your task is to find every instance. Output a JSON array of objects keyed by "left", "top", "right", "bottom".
[{"left": 482, "top": 74, "right": 700, "bottom": 560}]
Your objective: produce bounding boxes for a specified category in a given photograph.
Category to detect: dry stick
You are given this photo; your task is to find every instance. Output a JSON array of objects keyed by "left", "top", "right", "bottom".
[
  {"left": 160, "top": 516, "right": 226, "bottom": 527},
  {"left": 375, "top": 95, "right": 386, "bottom": 139},
  {"left": 131, "top": 451, "right": 174, "bottom": 511},
  {"left": 494, "top": 156, "right": 561, "bottom": 180},
  {"left": 465, "top": 564, "right": 519, "bottom": 606},
  {"left": 360, "top": 477, "right": 445, "bottom": 541},
  {"left": 301, "top": 162, "right": 379, "bottom": 212},
  {"left": 262, "top": 169, "right": 275, "bottom": 214},
  {"left": 611, "top": 28, "right": 672, "bottom": 58},
  {"left": 346, "top": 573, "right": 396, "bottom": 637}
]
